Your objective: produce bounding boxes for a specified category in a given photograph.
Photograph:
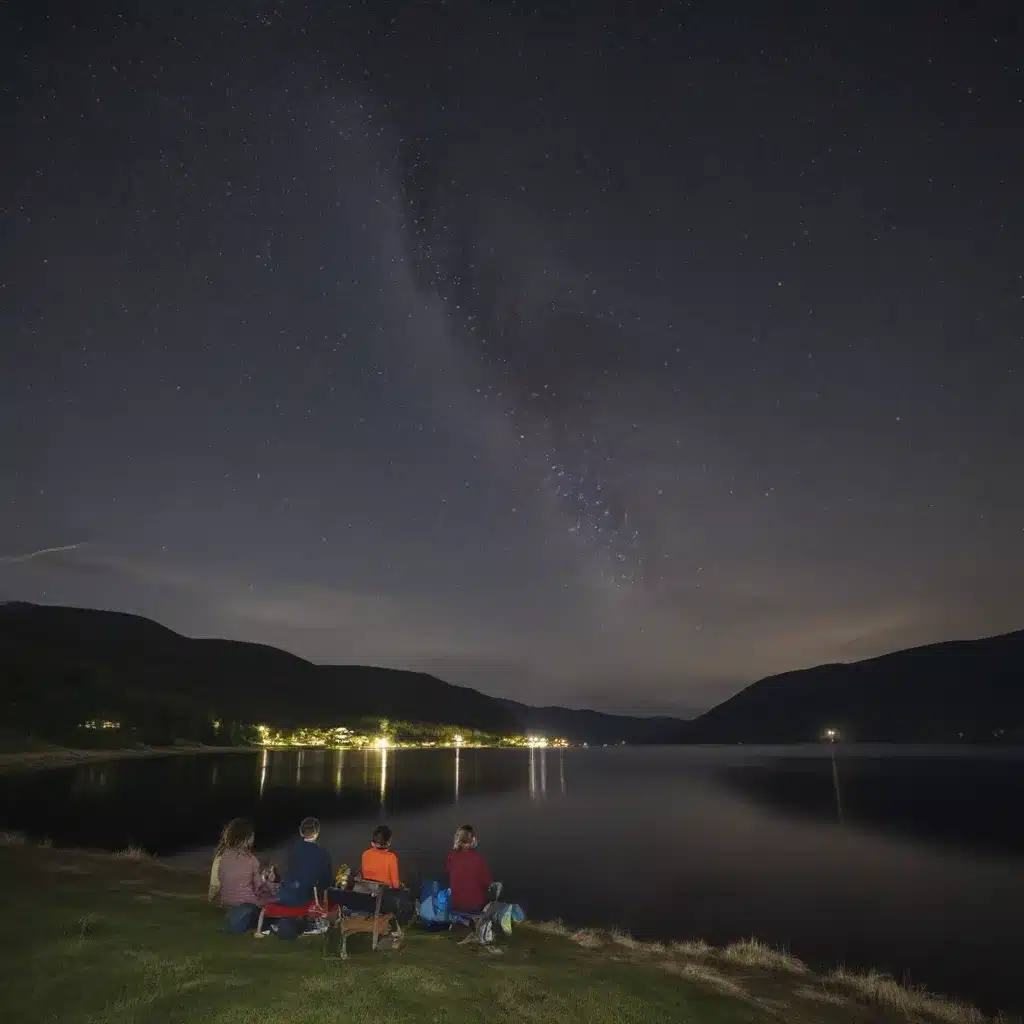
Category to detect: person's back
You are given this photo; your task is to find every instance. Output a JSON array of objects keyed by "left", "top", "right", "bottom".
[
  {"left": 446, "top": 825, "right": 494, "bottom": 912},
  {"left": 217, "top": 847, "right": 266, "bottom": 907},
  {"left": 278, "top": 816, "right": 333, "bottom": 907},
  {"left": 361, "top": 824, "right": 400, "bottom": 888}
]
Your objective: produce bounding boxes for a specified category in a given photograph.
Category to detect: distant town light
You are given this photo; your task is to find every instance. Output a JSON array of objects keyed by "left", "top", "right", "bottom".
[
  {"left": 374, "top": 736, "right": 390, "bottom": 750},
  {"left": 453, "top": 734, "right": 464, "bottom": 746},
  {"left": 823, "top": 727, "right": 839, "bottom": 742}
]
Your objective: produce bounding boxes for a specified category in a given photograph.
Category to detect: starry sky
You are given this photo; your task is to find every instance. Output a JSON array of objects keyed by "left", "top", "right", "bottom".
[{"left": 2, "top": 1, "right": 1021, "bottom": 716}]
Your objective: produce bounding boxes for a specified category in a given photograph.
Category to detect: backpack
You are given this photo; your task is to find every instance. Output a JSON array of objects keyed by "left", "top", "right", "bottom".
[{"left": 418, "top": 879, "right": 451, "bottom": 930}]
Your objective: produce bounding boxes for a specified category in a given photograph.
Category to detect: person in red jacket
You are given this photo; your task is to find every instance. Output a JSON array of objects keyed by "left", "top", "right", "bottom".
[{"left": 445, "top": 824, "right": 495, "bottom": 913}]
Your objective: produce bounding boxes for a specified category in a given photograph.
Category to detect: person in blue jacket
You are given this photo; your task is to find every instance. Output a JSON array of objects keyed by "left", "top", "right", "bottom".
[{"left": 277, "top": 816, "right": 333, "bottom": 907}]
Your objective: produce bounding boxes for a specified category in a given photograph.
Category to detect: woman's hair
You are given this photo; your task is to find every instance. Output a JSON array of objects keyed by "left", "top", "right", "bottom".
[
  {"left": 299, "top": 816, "right": 320, "bottom": 839},
  {"left": 371, "top": 824, "right": 392, "bottom": 849},
  {"left": 214, "top": 818, "right": 254, "bottom": 858},
  {"left": 453, "top": 824, "right": 477, "bottom": 850}
]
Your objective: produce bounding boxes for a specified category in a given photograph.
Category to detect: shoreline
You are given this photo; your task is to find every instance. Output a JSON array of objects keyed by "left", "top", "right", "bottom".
[
  {"left": 0, "top": 837, "right": 999, "bottom": 1023},
  {"left": 0, "top": 743, "right": 257, "bottom": 774}
]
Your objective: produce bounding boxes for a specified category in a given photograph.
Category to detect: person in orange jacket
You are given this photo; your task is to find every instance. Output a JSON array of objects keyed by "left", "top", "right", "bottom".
[{"left": 361, "top": 824, "right": 400, "bottom": 888}]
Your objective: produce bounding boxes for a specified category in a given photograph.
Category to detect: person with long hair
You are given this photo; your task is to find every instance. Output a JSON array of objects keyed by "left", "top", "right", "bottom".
[{"left": 208, "top": 818, "right": 276, "bottom": 911}]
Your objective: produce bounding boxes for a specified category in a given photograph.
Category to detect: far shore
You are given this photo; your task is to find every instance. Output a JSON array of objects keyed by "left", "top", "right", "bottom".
[{"left": 0, "top": 743, "right": 258, "bottom": 775}]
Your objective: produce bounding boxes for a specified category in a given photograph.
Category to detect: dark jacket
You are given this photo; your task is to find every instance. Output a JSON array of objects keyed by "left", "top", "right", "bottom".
[{"left": 277, "top": 838, "right": 333, "bottom": 906}]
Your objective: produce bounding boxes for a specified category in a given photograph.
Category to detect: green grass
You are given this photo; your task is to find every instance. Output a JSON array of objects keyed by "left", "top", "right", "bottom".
[{"left": 0, "top": 843, "right": 1002, "bottom": 1024}]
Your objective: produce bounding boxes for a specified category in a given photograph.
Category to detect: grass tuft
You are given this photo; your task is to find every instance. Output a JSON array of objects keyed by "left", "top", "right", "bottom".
[
  {"left": 609, "top": 928, "right": 641, "bottom": 950},
  {"left": 721, "top": 937, "right": 808, "bottom": 975},
  {"left": 111, "top": 844, "right": 152, "bottom": 861},
  {"left": 569, "top": 928, "right": 605, "bottom": 949},
  {"left": 826, "top": 968, "right": 986, "bottom": 1024},
  {"left": 528, "top": 918, "right": 569, "bottom": 937},
  {"left": 666, "top": 961, "right": 751, "bottom": 1000},
  {"left": 794, "top": 983, "right": 849, "bottom": 1007},
  {"left": 63, "top": 913, "right": 99, "bottom": 939},
  {"left": 671, "top": 938, "right": 714, "bottom": 959}
]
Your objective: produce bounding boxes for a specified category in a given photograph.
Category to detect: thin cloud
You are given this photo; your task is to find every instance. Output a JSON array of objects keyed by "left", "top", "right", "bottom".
[{"left": 0, "top": 543, "right": 86, "bottom": 565}]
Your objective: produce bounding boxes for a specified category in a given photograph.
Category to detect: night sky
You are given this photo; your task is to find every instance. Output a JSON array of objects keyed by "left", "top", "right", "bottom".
[{"left": 2, "top": 2, "right": 1021, "bottom": 715}]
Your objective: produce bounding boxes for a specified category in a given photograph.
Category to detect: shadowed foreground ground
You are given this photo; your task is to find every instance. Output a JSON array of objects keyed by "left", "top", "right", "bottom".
[{"left": 0, "top": 840, "right": 999, "bottom": 1024}]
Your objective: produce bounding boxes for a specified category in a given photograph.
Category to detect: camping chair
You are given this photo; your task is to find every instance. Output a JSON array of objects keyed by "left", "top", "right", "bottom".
[
  {"left": 253, "top": 889, "right": 332, "bottom": 938},
  {"left": 448, "top": 882, "right": 503, "bottom": 931},
  {"left": 322, "top": 879, "right": 400, "bottom": 959}
]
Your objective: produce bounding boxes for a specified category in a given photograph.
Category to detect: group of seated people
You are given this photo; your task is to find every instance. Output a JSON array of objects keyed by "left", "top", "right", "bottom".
[{"left": 208, "top": 815, "right": 497, "bottom": 937}]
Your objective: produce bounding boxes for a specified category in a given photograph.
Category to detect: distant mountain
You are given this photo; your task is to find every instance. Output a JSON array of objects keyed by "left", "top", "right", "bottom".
[
  {"left": 0, "top": 602, "right": 683, "bottom": 745},
  {"left": 680, "top": 630, "right": 1024, "bottom": 744},
  {"left": 495, "top": 698, "right": 681, "bottom": 745}
]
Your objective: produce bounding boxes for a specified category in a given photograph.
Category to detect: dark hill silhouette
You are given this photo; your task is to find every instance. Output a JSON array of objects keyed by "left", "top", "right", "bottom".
[
  {"left": 681, "top": 630, "right": 1024, "bottom": 744},
  {"left": 494, "top": 698, "right": 680, "bottom": 745},
  {"left": 0, "top": 602, "right": 682, "bottom": 744}
]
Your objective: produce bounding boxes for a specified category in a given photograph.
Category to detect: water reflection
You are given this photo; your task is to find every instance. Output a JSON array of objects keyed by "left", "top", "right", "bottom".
[
  {"left": 259, "top": 748, "right": 268, "bottom": 799},
  {"left": 454, "top": 747, "right": 460, "bottom": 802},
  {"left": 72, "top": 764, "right": 111, "bottom": 797},
  {"left": 379, "top": 747, "right": 388, "bottom": 808},
  {"left": 528, "top": 747, "right": 556, "bottom": 799},
  {"left": 334, "top": 750, "right": 345, "bottom": 795},
  {"left": 830, "top": 750, "right": 843, "bottom": 822},
  {"left": 716, "top": 750, "right": 1024, "bottom": 859}
]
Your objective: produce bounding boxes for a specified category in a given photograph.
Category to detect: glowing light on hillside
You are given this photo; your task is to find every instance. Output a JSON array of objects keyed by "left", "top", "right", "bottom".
[
  {"left": 453, "top": 734, "right": 464, "bottom": 746},
  {"left": 374, "top": 735, "right": 390, "bottom": 750}
]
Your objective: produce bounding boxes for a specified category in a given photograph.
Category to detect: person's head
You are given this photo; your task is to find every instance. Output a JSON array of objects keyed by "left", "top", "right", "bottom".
[
  {"left": 371, "top": 824, "right": 392, "bottom": 850},
  {"left": 453, "top": 824, "right": 477, "bottom": 851},
  {"left": 299, "top": 816, "right": 320, "bottom": 842},
  {"left": 217, "top": 817, "right": 255, "bottom": 855}
]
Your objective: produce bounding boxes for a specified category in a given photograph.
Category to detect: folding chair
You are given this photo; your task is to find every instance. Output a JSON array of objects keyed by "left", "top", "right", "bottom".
[
  {"left": 322, "top": 880, "right": 400, "bottom": 959},
  {"left": 449, "top": 881, "right": 504, "bottom": 936},
  {"left": 253, "top": 890, "right": 331, "bottom": 938}
]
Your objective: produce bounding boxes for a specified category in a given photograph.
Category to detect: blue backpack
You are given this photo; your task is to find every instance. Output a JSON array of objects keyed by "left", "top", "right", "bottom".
[{"left": 418, "top": 879, "right": 451, "bottom": 930}]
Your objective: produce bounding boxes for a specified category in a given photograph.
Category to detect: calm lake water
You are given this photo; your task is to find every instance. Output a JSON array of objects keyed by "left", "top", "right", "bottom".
[{"left": 2, "top": 745, "right": 1023, "bottom": 1013}]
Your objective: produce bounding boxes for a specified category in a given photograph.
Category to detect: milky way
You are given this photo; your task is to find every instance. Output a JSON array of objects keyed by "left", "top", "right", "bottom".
[{"left": 1, "top": 2, "right": 1022, "bottom": 713}]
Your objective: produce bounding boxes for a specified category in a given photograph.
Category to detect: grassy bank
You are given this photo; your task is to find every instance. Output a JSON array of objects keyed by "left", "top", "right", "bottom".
[
  {"left": 0, "top": 837, "right": 1001, "bottom": 1024},
  {"left": 0, "top": 742, "right": 254, "bottom": 774}
]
